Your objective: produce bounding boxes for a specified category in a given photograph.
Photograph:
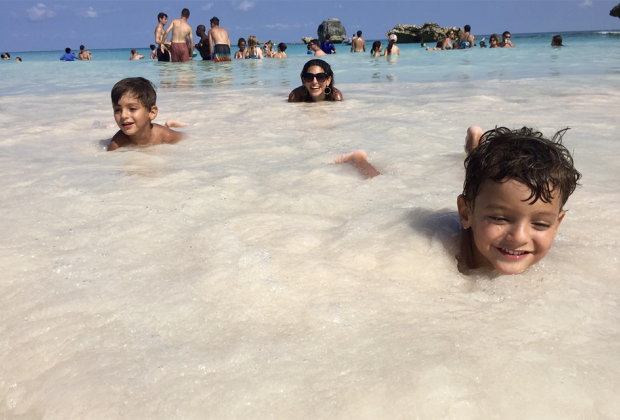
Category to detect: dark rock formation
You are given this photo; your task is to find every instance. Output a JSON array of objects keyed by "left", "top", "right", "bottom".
[
  {"left": 317, "top": 19, "right": 346, "bottom": 43},
  {"left": 386, "top": 22, "right": 461, "bottom": 44},
  {"left": 611, "top": 3, "right": 620, "bottom": 18},
  {"left": 301, "top": 37, "right": 314, "bottom": 44}
]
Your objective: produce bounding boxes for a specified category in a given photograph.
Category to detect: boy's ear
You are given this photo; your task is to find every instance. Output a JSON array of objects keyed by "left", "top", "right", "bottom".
[
  {"left": 149, "top": 105, "right": 158, "bottom": 121},
  {"left": 556, "top": 210, "right": 566, "bottom": 228},
  {"left": 457, "top": 195, "right": 472, "bottom": 229}
]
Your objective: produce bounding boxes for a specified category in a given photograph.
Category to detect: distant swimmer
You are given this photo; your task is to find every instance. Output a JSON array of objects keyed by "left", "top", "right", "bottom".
[
  {"left": 500, "top": 31, "right": 515, "bottom": 48},
  {"left": 458, "top": 25, "right": 474, "bottom": 49},
  {"left": 207, "top": 16, "right": 231, "bottom": 63},
  {"left": 308, "top": 39, "right": 326, "bottom": 56},
  {"left": 273, "top": 43, "right": 288, "bottom": 58},
  {"left": 234, "top": 38, "right": 246, "bottom": 59},
  {"left": 384, "top": 34, "right": 400, "bottom": 56},
  {"left": 149, "top": 44, "right": 157, "bottom": 59},
  {"left": 154, "top": 12, "right": 170, "bottom": 62},
  {"left": 320, "top": 34, "right": 337, "bottom": 54},
  {"left": 442, "top": 30, "right": 455, "bottom": 50},
  {"left": 107, "top": 77, "right": 187, "bottom": 151},
  {"left": 245, "top": 36, "right": 263, "bottom": 59},
  {"left": 551, "top": 35, "right": 564, "bottom": 47},
  {"left": 130, "top": 49, "right": 145, "bottom": 60},
  {"left": 333, "top": 150, "right": 380, "bottom": 179},
  {"left": 60, "top": 47, "right": 79, "bottom": 61},
  {"left": 163, "top": 8, "right": 194, "bottom": 62},
  {"left": 15, "top": 57, "right": 22, "bottom": 62},
  {"left": 1, "top": 53, "right": 9, "bottom": 60},
  {"left": 78, "top": 45, "right": 91, "bottom": 60},
  {"left": 370, "top": 41, "right": 383, "bottom": 56},
  {"left": 195, "top": 25, "right": 212, "bottom": 60},
  {"left": 351, "top": 30, "right": 366, "bottom": 52},
  {"left": 288, "top": 59, "right": 343, "bottom": 102},
  {"left": 489, "top": 34, "right": 501, "bottom": 48}
]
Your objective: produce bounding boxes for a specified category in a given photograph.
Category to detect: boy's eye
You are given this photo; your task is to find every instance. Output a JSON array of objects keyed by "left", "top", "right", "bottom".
[
  {"left": 533, "top": 222, "right": 551, "bottom": 229},
  {"left": 489, "top": 216, "right": 508, "bottom": 222}
]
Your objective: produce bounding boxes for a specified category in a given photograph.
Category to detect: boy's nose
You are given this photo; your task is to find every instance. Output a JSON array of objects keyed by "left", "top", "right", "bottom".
[{"left": 506, "top": 223, "right": 529, "bottom": 244}]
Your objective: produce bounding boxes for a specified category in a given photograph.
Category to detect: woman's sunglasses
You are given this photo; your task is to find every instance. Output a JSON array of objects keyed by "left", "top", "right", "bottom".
[{"left": 302, "top": 72, "right": 328, "bottom": 83}]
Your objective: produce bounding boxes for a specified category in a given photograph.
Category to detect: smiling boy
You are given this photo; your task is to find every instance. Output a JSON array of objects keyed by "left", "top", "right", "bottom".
[
  {"left": 107, "top": 77, "right": 185, "bottom": 151},
  {"left": 457, "top": 126, "right": 581, "bottom": 274}
]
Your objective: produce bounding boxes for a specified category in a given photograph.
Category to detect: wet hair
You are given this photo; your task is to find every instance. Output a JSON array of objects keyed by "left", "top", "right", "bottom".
[
  {"left": 278, "top": 43, "right": 287, "bottom": 52},
  {"left": 300, "top": 59, "right": 335, "bottom": 99},
  {"left": 464, "top": 25, "right": 471, "bottom": 33},
  {"left": 16, "top": 57, "right": 22, "bottom": 62},
  {"left": 131, "top": 49, "right": 137, "bottom": 54},
  {"left": 181, "top": 8, "right": 190, "bottom": 18},
  {"left": 462, "top": 127, "right": 581, "bottom": 209},
  {"left": 80, "top": 45, "right": 85, "bottom": 51},
  {"left": 247, "top": 35, "right": 258, "bottom": 56},
  {"left": 6, "top": 53, "right": 9, "bottom": 58},
  {"left": 552, "top": 35, "right": 563, "bottom": 47},
  {"left": 490, "top": 34, "right": 500, "bottom": 44},
  {"left": 210, "top": 16, "right": 219, "bottom": 25},
  {"left": 436, "top": 40, "right": 443, "bottom": 48},
  {"left": 158, "top": 12, "right": 167, "bottom": 21},
  {"left": 387, "top": 38, "right": 395, "bottom": 54},
  {"left": 111, "top": 77, "right": 157, "bottom": 110},
  {"left": 150, "top": 44, "right": 156, "bottom": 50},
  {"left": 238, "top": 38, "right": 246, "bottom": 48},
  {"left": 502, "top": 31, "right": 511, "bottom": 38},
  {"left": 0, "top": 54, "right": 5, "bottom": 59},
  {"left": 370, "top": 41, "right": 382, "bottom": 55},
  {"left": 65, "top": 48, "right": 71, "bottom": 54},
  {"left": 310, "top": 39, "right": 320, "bottom": 47},
  {"left": 357, "top": 30, "right": 362, "bottom": 37}
]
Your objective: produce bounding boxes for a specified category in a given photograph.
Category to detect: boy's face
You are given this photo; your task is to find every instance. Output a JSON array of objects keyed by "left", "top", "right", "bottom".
[
  {"left": 457, "top": 179, "right": 565, "bottom": 274},
  {"left": 113, "top": 95, "right": 157, "bottom": 138}
]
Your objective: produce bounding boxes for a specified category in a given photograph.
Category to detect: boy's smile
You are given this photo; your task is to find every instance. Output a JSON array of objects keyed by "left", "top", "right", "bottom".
[
  {"left": 113, "top": 95, "right": 157, "bottom": 140},
  {"left": 457, "top": 179, "right": 565, "bottom": 274}
]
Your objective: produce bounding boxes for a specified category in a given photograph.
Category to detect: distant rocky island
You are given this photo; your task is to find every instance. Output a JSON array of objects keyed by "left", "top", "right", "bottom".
[{"left": 386, "top": 23, "right": 461, "bottom": 44}]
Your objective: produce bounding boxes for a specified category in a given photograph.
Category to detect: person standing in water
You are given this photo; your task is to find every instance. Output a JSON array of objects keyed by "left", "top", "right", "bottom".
[
  {"left": 154, "top": 12, "right": 170, "bottom": 62},
  {"left": 458, "top": 25, "right": 474, "bottom": 49},
  {"left": 207, "top": 16, "right": 231, "bottom": 63},
  {"left": 162, "top": 8, "right": 194, "bottom": 62},
  {"left": 351, "top": 30, "right": 366, "bottom": 52}
]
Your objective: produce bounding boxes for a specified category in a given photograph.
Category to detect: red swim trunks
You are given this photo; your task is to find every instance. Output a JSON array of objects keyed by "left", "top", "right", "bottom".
[{"left": 170, "top": 42, "right": 189, "bottom": 62}]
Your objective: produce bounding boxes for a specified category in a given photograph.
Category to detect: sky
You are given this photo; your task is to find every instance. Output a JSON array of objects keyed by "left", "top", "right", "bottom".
[{"left": 1, "top": 0, "right": 619, "bottom": 52}]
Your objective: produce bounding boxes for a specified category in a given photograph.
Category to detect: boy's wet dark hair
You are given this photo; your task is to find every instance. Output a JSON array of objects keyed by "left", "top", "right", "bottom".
[
  {"left": 462, "top": 127, "right": 581, "bottom": 209},
  {"left": 111, "top": 77, "right": 157, "bottom": 110},
  {"left": 357, "top": 30, "right": 362, "bottom": 37}
]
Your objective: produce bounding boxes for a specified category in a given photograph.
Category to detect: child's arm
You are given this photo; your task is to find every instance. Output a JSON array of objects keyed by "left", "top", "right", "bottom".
[
  {"left": 107, "top": 131, "right": 129, "bottom": 151},
  {"left": 165, "top": 121, "right": 188, "bottom": 128},
  {"left": 333, "top": 150, "right": 380, "bottom": 179}
]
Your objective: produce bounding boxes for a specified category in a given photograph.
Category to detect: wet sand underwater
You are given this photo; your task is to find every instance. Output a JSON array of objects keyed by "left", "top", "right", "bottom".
[{"left": 1, "top": 72, "right": 620, "bottom": 419}]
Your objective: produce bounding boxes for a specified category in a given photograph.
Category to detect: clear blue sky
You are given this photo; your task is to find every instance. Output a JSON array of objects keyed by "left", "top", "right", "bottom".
[{"left": 2, "top": 0, "right": 619, "bottom": 52}]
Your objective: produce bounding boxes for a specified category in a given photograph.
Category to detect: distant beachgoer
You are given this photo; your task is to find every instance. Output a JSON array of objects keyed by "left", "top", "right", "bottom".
[
  {"left": 273, "top": 43, "right": 288, "bottom": 58},
  {"left": 194, "top": 25, "right": 212, "bottom": 60},
  {"left": 149, "top": 45, "right": 157, "bottom": 59},
  {"left": 320, "top": 34, "right": 337, "bottom": 54},
  {"left": 288, "top": 59, "right": 343, "bottom": 103},
  {"left": 263, "top": 42, "right": 275, "bottom": 58},
  {"left": 235, "top": 38, "right": 246, "bottom": 59},
  {"left": 15, "top": 57, "right": 22, "bottom": 62},
  {"left": 245, "top": 35, "right": 263, "bottom": 59},
  {"left": 130, "top": 50, "right": 145, "bottom": 60},
  {"left": 163, "top": 8, "right": 194, "bottom": 62},
  {"left": 457, "top": 125, "right": 580, "bottom": 274},
  {"left": 426, "top": 41, "right": 443, "bottom": 51},
  {"left": 442, "top": 30, "right": 455, "bottom": 50},
  {"left": 384, "top": 34, "right": 400, "bottom": 56},
  {"left": 479, "top": 38, "right": 487, "bottom": 48},
  {"left": 108, "top": 77, "right": 187, "bottom": 151},
  {"left": 207, "top": 16, "right": 231, "bottom": 63},
  {"left": 155, "top": 12, "right": 170, "bottom": 62},
  {"left": 458, "top": 25, "right": 474, "bottom": 49},
  {"left": 346, "top": 37, "right": 352, "bottom": 45},
  {"left": 309, "top": 39, "right": 327, "bottom": 56},
  {"left": 489, "top": 34, "right": 501, "bottom": 48},
  {"left": 351, "top": 30, "right": 365, "bottom": 52},
  {"left": 2, "top": 53, "right": 10, "bottom": 60},
  {"left": 551, "top": 35, "right": 563, "bottom": 47},
  {"left": 60, "top": 48, "right": 79, "bottom": 61},
  {"left": 333, "top": 150, "right": 380, "bottom": 179},
  {"left": 500, "top": 31, "right": 514, "bottom": 48},
  {"left": 370, "top": 41, "right": 383, "bottom": 57},
  {"left": 78, "top": 45, "right": 91, "bottom": 60},
  {"left": 1, "top": 54, "right": 7, "bottom": 60}
]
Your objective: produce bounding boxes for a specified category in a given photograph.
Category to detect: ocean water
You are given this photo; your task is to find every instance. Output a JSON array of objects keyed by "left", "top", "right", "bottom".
[{"left": 1, "top": 31, "right": 620, "bottom": 419}]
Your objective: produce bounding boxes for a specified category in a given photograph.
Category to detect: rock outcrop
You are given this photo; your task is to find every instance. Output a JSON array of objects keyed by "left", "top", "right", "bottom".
[
  {"left": 386, "top": 22, "right": 461, "bottom": 43},
  {"left": 317, "top": 19, "right": 346, "bottom": 43},
  {"left": 301, "top": 37, "right": 314, "bottom": 44},
  {"left": 611, "top": 3, "right": 620, "bottom": 18}
]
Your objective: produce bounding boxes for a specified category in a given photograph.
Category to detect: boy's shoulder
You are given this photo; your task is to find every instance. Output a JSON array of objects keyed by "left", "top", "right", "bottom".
[{"left": 107, "top": 123, "right": 183, "bottom": 151}]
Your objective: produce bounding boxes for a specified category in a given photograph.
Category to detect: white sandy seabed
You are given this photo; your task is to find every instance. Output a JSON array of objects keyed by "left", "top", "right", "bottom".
[{"left": 1, "top": 75, "right": 620, "bottom": 419}]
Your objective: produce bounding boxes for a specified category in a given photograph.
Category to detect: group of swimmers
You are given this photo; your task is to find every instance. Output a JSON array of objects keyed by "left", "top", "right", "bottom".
[
  {"left": 1, "top": 52, "right": 21, "bottom": 62},
  {"left": 106, "top": 59, "right": 581, "bottom": 277}
]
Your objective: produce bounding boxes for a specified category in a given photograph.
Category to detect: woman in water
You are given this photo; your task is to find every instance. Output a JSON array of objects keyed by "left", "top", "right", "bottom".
[
  {"left": 235, "top": 38, "right": 247, "bottom": 59},
  {"left": 442, "top": 30, "right": 455, "bottom": 50},
  {"left": 370, "top": 41, "right": 383, "bottom": 57},
  {"left": 458, "top": 25, "right": 474, "bottom": 49},
  {"left": 245, "top": 36, "right": 263, "bottom": 59},
  {"left": 288, "top": 59, "right": 343, "bottom": 102},
  {"left": 551, "top": 35, "right": 564, "bottom": 47},
  {"left": 489, "top": 34, "right": 501, "bottom": 48},
  {"left": 384, "top": 34, "right": 400, "bottom": 56}
]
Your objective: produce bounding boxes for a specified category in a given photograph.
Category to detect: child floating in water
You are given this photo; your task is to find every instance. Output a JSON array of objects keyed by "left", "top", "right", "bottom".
[
  {"left": 107, "top": 77, "right": 187, "bottom": 151},
  {"left": 457, "top": 126, "right": 581, "bottom": 274}
]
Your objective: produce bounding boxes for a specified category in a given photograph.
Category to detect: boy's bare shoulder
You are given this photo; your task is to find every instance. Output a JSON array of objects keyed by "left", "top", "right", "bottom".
[
  {"left": 107, "top": 130, "right": 131, "bottom": 151},
  {"left": 152, "top": 123, "right": 183, "bottom": 144}
]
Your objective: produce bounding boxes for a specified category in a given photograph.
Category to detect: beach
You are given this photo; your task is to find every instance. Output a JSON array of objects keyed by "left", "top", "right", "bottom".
[{"left": 1, "top": 32, "right": 620, "bottom": 419}]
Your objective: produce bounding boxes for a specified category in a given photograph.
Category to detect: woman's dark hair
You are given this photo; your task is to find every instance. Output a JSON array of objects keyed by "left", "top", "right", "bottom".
[
  {"left": 111, "top": 77, "right": 157, "bottom": 110},
  {"left": 387, "top": 39, "right": 395, "bottom": 54},
  {"left": 551, "top": 35, "right": 563, "bottom": 47},
  {"left": 300, "top": 59, "right": 335, "bottom": 100},
  {"left": 462, "top": 127, "right": 581, "bottom": 209},
  {"left": 370, "top": 41, "right": 381, "bottom": 55},
  {"left": 238, "top": 38, "right": 246, "bottom": 48},
  {"left": 464, "top": 25, "right": 471, "bottom": 32},
  {"left": 150, "top": 44, "right": 156, "bottom": 50}
]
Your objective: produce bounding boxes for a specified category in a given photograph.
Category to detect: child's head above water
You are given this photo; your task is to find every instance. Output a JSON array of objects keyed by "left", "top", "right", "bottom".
[
  {"left": 111, "top": 77, "right": 157, "bottom": 110},
  {"left": 457, "top": 126, "right": 581, "bottom": 274}
]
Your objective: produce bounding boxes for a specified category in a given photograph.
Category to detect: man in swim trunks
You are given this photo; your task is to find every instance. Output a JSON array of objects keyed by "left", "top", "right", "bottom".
[
  {"left": 207, "top": 16, "right": 231, "bottom": 63},
  {"left": 155, "top": 12, "right": 170, "bottom": 62},
  {"left": 163, "top": 8, "right": 194, "bottom": 62},
  {"left": 194, "top": 25, "right": 212, "bottom": 60},
  {"left": 351, "top": 30, "right": 365, "bottom": 52},
  {"left": 458, "top": 25, "right": 474, "bottom": 49}
]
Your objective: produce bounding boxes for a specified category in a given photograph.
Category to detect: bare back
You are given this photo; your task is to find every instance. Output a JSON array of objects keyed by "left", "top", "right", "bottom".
[
  {"left": 168, "top": 19, "right": 192, "bottom": 43},
  {"left": 351, "top": 37, "right": 365, "bottom": 52},
  {"left": 208, "top": 26, "right": 230, "bottom": 46}
]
